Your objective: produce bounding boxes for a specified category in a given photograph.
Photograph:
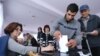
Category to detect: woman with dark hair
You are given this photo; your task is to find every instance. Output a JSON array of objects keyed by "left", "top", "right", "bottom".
[
  {"left": 41, "top": 25, "right": 53, "bottom": 46},
  {"left": 0, "top": 22, "right": 37, "bottom": 56},
  {"left": 37, "top": 27, "right": 43, "bottom": 41}
]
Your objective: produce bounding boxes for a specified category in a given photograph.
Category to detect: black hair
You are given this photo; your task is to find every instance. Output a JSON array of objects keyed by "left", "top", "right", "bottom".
[
  {"left": 38, "top": 27, "right": 42, "bottom": 32},
  {"left": 43, "top": 25, "right": 50, "bottom": 32},
  {"left": 67, "top": 3, "right": 78, "bottom": 13}
]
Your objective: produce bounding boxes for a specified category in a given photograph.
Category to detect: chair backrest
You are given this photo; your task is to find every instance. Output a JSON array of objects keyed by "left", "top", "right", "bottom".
[{"left": 0, "top": 35, "right": 9, "bottom": 56}]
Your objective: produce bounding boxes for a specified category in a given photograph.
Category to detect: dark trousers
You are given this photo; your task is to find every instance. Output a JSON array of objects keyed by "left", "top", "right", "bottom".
[
  {"left": 83, "top": 47, "right": 100, "bottom": 56},
  {"left": 91, "top": 47, "right": 100, "bottom": 56},
  {"left": 82, "top": 40, "right": 100, "bottom": 56}
]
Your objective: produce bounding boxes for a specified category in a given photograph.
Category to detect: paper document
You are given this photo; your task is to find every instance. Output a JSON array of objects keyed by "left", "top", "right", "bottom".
[{"left": 59, "top": 35, "right": 68, "bottom": 53}]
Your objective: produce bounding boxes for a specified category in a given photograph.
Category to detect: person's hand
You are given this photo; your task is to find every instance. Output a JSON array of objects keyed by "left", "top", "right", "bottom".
[
  {"left": 53, "top": 30, "right": 62, "bottom": 40},
  {"left": 90, "top": 30, "right": 98, "bottom": 36},
  {"left": 41, "top": 44, "right": 54, "bottom": 51},
  {"left": 28, "top": 51, "right": 38, "bottom": 56},
  {"left": 67, "top": 39, "right": 77, "bottom": 48}
]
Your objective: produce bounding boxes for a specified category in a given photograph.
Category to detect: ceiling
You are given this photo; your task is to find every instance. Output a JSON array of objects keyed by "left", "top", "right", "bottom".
[{"left": 2, "top": 0, "right": 100, "bottom": 33}]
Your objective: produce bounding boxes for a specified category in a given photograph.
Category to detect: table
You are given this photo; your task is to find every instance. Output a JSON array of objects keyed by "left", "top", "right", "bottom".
[
  {"left": 38, "top": 40, "right": 91, "bottom": 56},
  {"left": 38, "top": 50, "right": 91, "bottom": 56}
]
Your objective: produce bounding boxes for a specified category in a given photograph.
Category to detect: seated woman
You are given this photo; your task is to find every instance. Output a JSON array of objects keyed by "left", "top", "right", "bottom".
[
  {"left": 0, "top": 22, "right": 38, "bottom": 56},
  {"left": 41, "top": 25, "right": 54, "bottom": 46},
  {"left": 42, "top": 25, "right": 54, "bottom": 41}
]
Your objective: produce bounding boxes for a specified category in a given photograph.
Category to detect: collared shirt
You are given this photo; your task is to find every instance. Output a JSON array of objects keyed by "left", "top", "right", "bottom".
[{"left": 81, "top": 16, "right": 90, "bottom": 31}]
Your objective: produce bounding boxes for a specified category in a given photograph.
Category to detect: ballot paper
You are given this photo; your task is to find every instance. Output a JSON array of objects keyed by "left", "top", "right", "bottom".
[{"left": 59, "top": 35, "right": 68, "bottom": 53}]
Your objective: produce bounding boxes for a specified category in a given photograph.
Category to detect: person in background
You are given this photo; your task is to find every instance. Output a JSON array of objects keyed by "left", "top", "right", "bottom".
[
  {"left": 37, "top": 27, "right": 43, "bottom": 41},
  {"left": 52, "top": 3, "right": 82, "bottom": 50},
  {"left": 53, "top": 30, "right": 62, "bottom": 51},
  {"left": 23, "top": 33, "right": 29, "bottom": 46},
  {"left": 78, "top": 5, "right": 100, "bottom": 56},
  {"left": 0, "top": 22, "right": 38, "bottom": 56},
  {"left": 41, "top": 25, "right": 54, "bottom": 46},
  {"left": 24, "top": 33, "right": 40, "bottom": 47},
  {"left": 40, "top": 25, "right": 54, "bottom": 52},
  {"left": 17, "top": 38, "right": 24, "bottom": 44}
]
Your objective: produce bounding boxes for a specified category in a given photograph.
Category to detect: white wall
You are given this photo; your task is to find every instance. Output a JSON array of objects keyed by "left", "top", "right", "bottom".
[{"left": 0, "top": 2, "right": 3, "bottom": 36}]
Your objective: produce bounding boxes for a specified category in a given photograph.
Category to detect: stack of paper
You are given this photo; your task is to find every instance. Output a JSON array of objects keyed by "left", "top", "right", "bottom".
[{"left": 59, "top": 35, "right": 68, "bottom": 53}]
